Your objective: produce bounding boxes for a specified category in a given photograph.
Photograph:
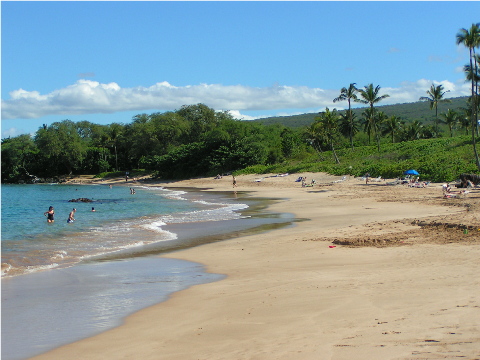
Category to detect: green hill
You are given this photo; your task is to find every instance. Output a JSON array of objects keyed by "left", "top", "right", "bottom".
[{"left": 254, "top": 96, "right": 469, "bottom": 128}]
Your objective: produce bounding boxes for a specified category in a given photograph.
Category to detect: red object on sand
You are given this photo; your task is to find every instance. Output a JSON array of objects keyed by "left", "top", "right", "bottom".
[{"left": 329, "top": 245, "right": 336, "bottom": 248}]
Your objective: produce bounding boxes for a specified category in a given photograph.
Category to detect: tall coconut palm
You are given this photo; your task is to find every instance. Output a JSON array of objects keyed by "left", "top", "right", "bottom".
[
  {"left": 361, "top": 108, "right": 375, "bottom": 145},
  {"left": 313, "top": 108, "right": 341, "bottom": 163},
  {"left": 441, "top": 109, "right": 459, "bottom": 137},
  {"left": 464, "top": 54, "right": 480, "bottom": 136},
  {"left": 419, "top": 84, "right": 451, "bottom": 134},
  {"left": 355, "top": 84, "right": 390, "bottom": 151},
  {"left": 338, "top": 110, "right": 359, "bottom": 149},
  {"left": 456, "top": 23, "right": 480, "bottom": 170},
  {"left": 382, "top": 115, "right": 402, "bottom": 143},
  {"left": 458, "top": 108, "right": 471, "bottom": 135},
  {"left": 374, "top": 111, "right": 388, "bottom": 150},
  {"left": 333, "top": 83, "right": 358, "bottom": 149}
]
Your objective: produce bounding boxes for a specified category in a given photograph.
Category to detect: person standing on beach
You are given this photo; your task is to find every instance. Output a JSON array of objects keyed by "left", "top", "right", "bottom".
[
  {"left": 67, "top": 208, "right": 76, "bottom": 223},
  {"left": 44, "top": 206, "right": 55, "bottom": 223},
  {"left": 232, "top": 175, "right": 237, "bottom": 188}
]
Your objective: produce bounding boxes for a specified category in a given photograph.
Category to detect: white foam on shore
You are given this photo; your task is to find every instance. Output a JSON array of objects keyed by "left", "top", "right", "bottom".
[{"left": 141, "top": 220, "right": 178, "bottom": 240}]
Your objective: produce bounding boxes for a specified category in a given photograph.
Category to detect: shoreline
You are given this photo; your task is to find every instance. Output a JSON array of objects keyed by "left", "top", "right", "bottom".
[
  {"left": 31, "top": 173, "right": 480, "bottom": 360},
  {"left": 2, "top": 185, "right": 294, "bottom": 360}
]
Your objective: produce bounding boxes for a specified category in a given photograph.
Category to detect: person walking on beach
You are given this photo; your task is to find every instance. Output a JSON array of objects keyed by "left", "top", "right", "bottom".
[
  {"left": 44, "top": 206, "right": 55, "bottom": 223},
  {"left": 232, "top": 175, "right": 237, "bottom": 188},
  {"left": 67, "top": 208, "right": 76, "bottom": 223}
]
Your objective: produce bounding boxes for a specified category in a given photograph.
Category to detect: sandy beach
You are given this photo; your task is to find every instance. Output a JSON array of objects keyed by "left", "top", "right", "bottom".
[{"left": 31, "top": 173, "right": 480, "bottom": 360}]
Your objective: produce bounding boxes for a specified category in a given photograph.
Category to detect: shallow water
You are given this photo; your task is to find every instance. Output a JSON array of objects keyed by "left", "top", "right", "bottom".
[
  {"left": 1, "top": 256, "right": 224, "bottom": 360},
  {"left": 1, "top": 184, "right": 295, "bottom": 360},
  {"left": 1, "top": 184, "right": 247, "bottom": 277}
]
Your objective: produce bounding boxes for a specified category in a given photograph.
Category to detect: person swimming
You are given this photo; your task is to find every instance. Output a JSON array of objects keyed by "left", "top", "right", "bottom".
[{"left": 44, "top": 206, "right": 55, "bottom": 223}]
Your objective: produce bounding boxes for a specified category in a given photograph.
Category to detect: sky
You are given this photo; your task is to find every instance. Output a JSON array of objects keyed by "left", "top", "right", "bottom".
[{"left": 2, "top": 1, "right": 480, "bottom": 138}]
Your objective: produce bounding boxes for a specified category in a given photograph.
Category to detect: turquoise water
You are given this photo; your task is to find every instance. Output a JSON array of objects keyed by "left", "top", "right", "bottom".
[
  {"left": 1, "top": 183, "right": 294, "bottom": 360},
  {"left": 1, "top": 183, "right": 247, "bottom": 277}
]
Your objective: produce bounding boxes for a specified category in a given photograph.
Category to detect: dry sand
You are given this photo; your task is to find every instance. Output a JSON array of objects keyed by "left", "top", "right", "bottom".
[{"left": 32, "top": 173, "right": 480, "bottom": 360}]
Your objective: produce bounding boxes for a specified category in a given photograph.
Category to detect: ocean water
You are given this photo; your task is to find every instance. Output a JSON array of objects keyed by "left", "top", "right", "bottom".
[
  {"left": 1, "top": 183, "right": 247, "bottom": 277},
  {"left": 1, "top": 183, "right": 295, "bottom": 360}
]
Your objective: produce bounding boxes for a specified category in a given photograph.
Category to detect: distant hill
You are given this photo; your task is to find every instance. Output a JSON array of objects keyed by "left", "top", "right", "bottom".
[{"left": 254, "top": 96, "right": 469, "bottom": 128}]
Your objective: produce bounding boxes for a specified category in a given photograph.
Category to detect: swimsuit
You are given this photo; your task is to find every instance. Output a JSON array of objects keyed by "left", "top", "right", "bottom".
[{"left": 47, "top": 212, "right": 54, "bottom": 221}]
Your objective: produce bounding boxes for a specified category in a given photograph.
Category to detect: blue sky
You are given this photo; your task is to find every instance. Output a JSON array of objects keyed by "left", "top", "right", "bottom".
[{"left": 2, "top": 1, "right": 479, "bottom": 138}]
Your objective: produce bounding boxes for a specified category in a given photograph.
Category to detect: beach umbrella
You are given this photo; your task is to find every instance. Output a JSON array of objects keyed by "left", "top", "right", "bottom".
[{"left": 403, "top": 169, "right": 419, "bottom": 175}]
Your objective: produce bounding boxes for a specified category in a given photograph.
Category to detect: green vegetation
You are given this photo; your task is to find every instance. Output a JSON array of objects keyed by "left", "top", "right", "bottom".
[
  {"left": 237, "top": 136, "right": 478, "bottom": 183},
  {"left": 2, "top": 24, "right": 479, "bottom": 184},
  {"left": 2, "top": 99, "right": 478, "bottom": 184}
]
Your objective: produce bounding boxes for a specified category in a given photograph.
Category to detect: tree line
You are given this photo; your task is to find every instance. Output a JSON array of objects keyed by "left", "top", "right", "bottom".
[
  {"left": 1, "top": 104, "right": 311, "bottom": 182},
  {"left": 2, "top": 23, "right": 479, "bottom": 182}
]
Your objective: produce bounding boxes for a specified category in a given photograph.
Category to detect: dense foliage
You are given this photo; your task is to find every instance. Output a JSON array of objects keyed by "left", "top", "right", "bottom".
[
  {"left": 2, "top": 100, "right": 478, "bottom": 184},
  {"left": 1, "top": 104, "right": 309, "bottom": 182},
  {"left": 237, "top": 136, "right": 478, "bottom": 183}
]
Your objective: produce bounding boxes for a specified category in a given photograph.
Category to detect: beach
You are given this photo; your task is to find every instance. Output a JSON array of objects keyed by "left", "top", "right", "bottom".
[{"left": 30, "top": 173, "right": 480, "bottom": 360}]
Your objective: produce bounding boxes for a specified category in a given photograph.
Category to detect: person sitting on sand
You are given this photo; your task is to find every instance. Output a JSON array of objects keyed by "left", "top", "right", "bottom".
[{"left": 443, "top": 183, "right": 451, "bottom": 193}]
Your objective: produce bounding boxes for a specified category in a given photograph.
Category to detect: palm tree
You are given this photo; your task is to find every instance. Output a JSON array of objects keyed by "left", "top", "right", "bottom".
[
  {"left": 441, "top": 109, "right": 459, "bottom": 137},
  {"left": 360, "top": 108, "right": 375, "bottom": 146},
  {"left": 313, "top": 108, "right": 341, "bottom": 163},
  {"left": 456, "top": 23, "right": 480, "bottom": 170},
  {"left": 333, "top": 83, "right": 358, "bottom": 149},
  {"left": 419, "top": 84, "right": 451, "bottom": 134},
  {"left": 355, "top": 84, "right": 390, "bottom": 151},
  {"left": 406, "top": 120, "right": 424, "bottom": 141},
  {"left": 458, "top": 108, "right": 471, "bottom": 135},
  {"left": 382, "top": 115, "right": 402, "bottom": 143},
  {"left": 374, "top": 111, "right": 388, "bottom": 150},
  {"left": 338, "top": 109, "right": 359, "bottom": 148}
]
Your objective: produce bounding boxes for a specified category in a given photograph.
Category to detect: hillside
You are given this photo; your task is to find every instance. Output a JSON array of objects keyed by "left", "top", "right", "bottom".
[{"left": 254, "top": 96, "right": 469, "bottom": 128}]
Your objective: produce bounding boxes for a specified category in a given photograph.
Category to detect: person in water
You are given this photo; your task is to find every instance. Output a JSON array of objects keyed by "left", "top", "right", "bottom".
[
  {"left": 67, "top": 208, "right": 76, "bottom": 223},
  {"left": 44, "top": 206, "right": 55, "bottom": 223}
]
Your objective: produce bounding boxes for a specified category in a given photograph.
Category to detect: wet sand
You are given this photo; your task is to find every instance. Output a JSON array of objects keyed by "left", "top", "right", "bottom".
[{"left": 31, "top": 173, "right": 480, "bottom": 360}]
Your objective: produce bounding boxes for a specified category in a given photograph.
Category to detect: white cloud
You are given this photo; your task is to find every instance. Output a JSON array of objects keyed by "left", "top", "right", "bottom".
[
  {"left": 383, "top": 79, "right": 470, "bottom": 104},
  {"left": 1, "top": 79, "right": 472, "bottom": 120},
  {"left": 226, "top": 110, "right": 257, "bottom": 121},
  {"left": 1, "top": 127, "right": 31, "bottom": 139}
]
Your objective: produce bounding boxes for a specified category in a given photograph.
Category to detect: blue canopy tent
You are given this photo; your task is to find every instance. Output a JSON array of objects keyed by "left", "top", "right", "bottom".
[{"left": 403, "top": 169, "right": 419, "bottom": 175}]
